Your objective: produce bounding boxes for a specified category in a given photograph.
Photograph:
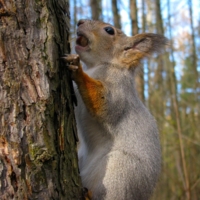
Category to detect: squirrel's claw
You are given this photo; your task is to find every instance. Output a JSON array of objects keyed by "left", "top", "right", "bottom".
[
  {"left": 60, "top": 54, "right": 80, "bottom": 64},
  {"left": 60, "top": 54, "right": 80, "bottom": 72},
  {"left": 68, "top": 65, "right": 79, "bottom": 71}
]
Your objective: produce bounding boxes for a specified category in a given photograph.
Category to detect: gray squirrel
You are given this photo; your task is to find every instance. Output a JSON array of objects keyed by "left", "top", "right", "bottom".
[{"left": 63, "top": 19, "right": 167, "bottom": 200}]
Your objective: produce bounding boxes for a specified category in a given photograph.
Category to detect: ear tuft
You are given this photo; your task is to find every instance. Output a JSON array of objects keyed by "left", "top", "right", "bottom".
[
  {"left": 132, "top": 33, "right": 168, "bottom": 54},
  {"left": 120, "top": 33, "right": 168, "bottom": 68}
]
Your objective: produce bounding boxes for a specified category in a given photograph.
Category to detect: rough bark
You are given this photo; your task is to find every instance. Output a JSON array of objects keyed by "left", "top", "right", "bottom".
[{"left": 0, "top": 0, "right": 83, "bottom": 199}]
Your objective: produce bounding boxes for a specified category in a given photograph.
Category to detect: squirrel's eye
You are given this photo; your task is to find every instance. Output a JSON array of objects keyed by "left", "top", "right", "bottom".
[{"left": 104, "top": 27, "right": 115, "bottom": 35}]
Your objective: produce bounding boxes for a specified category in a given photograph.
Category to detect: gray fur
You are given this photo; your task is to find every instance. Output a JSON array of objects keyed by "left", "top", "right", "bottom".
[{"left": 73, "top": 19, "right": 163, "bottom": 200}]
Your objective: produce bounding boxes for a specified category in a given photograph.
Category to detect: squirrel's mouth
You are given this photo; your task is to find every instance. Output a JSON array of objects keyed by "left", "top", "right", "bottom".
[{"left": 76, "top": 34, "right": 88, "bottom": 47}]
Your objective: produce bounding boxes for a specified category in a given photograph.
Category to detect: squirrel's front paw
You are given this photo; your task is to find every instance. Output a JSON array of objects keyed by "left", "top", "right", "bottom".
[{"left": 61, "top": 54, "right": 80, "bottom": 72}]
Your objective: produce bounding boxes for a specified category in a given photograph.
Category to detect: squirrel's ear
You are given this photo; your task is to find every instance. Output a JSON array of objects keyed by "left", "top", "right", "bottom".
[{"left": 121, "top": 33, "right": 168, "bottom": 68}]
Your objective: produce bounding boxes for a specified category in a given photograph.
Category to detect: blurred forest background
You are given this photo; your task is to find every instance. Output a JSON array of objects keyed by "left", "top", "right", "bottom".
[{"left": 69, "top": 0, "right": 200, "bottom": 199}]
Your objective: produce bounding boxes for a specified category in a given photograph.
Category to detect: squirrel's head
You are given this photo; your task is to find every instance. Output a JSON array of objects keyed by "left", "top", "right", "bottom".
[{"left": 75, "top": 19, "right": 168, "bottom": 69}]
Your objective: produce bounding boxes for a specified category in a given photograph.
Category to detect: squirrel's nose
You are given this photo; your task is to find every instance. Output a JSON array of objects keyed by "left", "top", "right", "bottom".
[{"left": 77, "top": 19, "right": 85, "bottom": 27}]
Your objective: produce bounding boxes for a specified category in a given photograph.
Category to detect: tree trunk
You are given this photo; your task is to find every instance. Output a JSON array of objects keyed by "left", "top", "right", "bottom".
[
  {"left": 111, "top": 0, "right": 121, "bottom": 29},
  {"left": 150, "top": 0, "right": 165, "bottom": 123},
  {"left": 130, "top": 0, "right": 145, "bottom": 102},
  {"left": 90, "top": 0, "right": 102, "bottom": 20},
  {"left": 0, "top": 0, "right": 83, "bottom": 199},
  {"left": 187, "top": 0, "right": 200, "bottom": 122},
  {"left": 166, "top": 1, "right": 191, "bottom": 199},
  {"left": 130, "top": 0, "right": 138, "bottom": 35},
  {"left": 141, "top": 0, "right": 146, "bottom": 33}
]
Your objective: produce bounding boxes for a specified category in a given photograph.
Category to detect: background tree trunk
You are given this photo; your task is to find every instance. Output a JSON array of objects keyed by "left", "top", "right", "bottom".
[
  {"left": 166, "top": 1, "right": 190, "bottom": 199},
  {"left": 90, "top": 0, "right": 102, "bottom": 20},
  {"left": 130, "top": 0, "right": 145, "bottom": 102},
  {"left": 151, "top": 0, "right": 165, "bottom": 120},
  {"left": 130, "top": 0, "right": 138, "bottom": 35},
  {"left": 0, "top": 0, "right": 83, "bottom": 199},
  {"left": 111, "top": 0, "right": 121, "bottom": 29}
]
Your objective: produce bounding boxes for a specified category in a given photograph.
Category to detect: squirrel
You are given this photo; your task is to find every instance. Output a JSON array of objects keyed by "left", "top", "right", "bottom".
[{"left": 62, "top": 19, "right": 167, "bottom": 200}]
